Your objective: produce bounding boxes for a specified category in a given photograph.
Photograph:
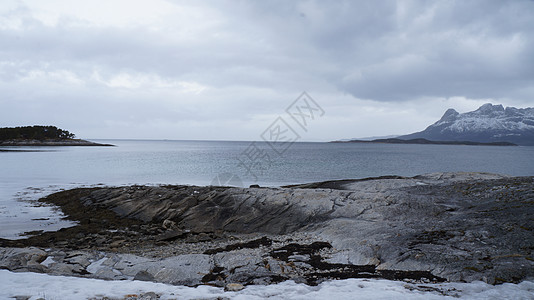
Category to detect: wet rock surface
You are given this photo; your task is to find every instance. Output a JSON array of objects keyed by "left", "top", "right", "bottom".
[{"left": 1, "top": 172, "right": 533, "bottom": 286}]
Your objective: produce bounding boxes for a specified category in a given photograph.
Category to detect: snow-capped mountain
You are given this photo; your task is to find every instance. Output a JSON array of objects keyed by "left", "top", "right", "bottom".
[{"left": 399, "top": 103, "right": 534, "bottom": 146}]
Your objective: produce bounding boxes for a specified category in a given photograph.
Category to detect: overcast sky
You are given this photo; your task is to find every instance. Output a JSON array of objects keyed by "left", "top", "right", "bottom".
[{"left": 1, "top": 0, "right": 533, "bottom": 141}]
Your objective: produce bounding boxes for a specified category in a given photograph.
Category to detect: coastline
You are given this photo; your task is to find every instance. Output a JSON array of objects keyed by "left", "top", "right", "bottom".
[
  {"left": 1, "top": 172, "right": 532, "bottom": 289},
  {"left": 331, "top": 138, "right": 518, "bottom": 146},
  {"left": 0, "top": 139, "right": 114, "bottom": 147}
]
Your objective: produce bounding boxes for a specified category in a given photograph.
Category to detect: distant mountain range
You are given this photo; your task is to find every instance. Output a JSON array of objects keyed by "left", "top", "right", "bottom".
[
  {"left": 398, "top": 103, "right": 534, "bottom": 146},
  {"left": 338, "top": 104, "right": 534, "bottom": 146}
]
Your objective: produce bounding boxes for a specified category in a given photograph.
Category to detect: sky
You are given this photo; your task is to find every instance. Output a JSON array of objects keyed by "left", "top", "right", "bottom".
[{"left": 1, "top": 0, "right": 533, "bottom": 141}]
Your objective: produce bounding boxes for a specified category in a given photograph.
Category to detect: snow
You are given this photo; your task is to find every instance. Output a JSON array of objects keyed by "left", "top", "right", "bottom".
[
  {"left": 40, "top": 256, "right": 56, "bottom": 268},
  {"left": 1, "top": 270, "right": 533, "bottom": 300},
  {"left": 86, "top": 257, "right": 108, "bottom": 274},
  {"left": 431, "top": 104, "right": 534, "bottom": 133}
]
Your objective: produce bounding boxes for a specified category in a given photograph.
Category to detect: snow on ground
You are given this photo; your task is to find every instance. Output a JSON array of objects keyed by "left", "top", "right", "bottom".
[{"left": 1, "top": 270, "right": 533, "bottom": 300}]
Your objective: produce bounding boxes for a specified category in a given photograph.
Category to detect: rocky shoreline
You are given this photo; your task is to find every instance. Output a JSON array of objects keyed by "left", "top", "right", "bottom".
[{"left": 1, "top": 172, "right": 533, "bottom": 288}]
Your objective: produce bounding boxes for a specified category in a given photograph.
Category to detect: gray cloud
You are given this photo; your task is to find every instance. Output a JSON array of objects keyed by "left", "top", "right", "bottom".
[
  {"left": 326, "top": 1, "right": 534, "bottom": 101},
  {"left": 0, "top": 0, "right": 533, "bottom": 140}
]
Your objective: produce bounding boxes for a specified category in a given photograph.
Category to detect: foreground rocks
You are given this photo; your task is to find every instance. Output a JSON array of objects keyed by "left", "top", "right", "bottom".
[{"left": 1, "top": 172, "right": 533, "bottom": 287}]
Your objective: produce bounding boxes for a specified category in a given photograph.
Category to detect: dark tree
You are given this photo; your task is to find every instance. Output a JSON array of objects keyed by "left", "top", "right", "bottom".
[{"left": 0, "top": 126, "right": 77, "bottom": 141}]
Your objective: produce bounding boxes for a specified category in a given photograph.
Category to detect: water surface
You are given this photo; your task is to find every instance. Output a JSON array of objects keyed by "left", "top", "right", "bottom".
[{"left": 1, "top": 139, "right": 533, "bottom": 238}]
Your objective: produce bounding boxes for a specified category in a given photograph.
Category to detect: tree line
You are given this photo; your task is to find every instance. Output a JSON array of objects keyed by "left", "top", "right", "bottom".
[{"left": 0, "top": 126, "right": 76, "bottom": 141}]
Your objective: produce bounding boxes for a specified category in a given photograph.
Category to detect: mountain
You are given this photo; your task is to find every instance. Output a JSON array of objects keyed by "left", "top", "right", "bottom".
[{"left": 399, "top": 104, "right": 534, "bottom": 146}]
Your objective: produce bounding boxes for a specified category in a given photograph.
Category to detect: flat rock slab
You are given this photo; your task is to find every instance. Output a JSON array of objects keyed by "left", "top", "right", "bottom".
[{"left": 1, "top": 172, "right": 533, "bottom": 286}]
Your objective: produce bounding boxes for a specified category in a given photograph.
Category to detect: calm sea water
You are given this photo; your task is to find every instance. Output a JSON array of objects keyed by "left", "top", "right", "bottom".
[{"left": 1, "top": 139, "right": 533, "bottom": 239}]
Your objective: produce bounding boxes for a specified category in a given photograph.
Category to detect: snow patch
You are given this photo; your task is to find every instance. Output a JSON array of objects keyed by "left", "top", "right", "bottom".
[
  {"left": 40, "top": 256, "right": 55, "bottom": 268},
  {"left": 429, "top": 104, "right": 534, "bottom": 133},
  {"left": 86, "top": 257, "right": 108, "bottom": 274},
  {"left": 1, "top": 270, "right": 534, "bottom": 300}
]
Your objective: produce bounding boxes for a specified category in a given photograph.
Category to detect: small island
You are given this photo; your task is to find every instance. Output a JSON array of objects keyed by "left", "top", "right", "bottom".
[
  {"left": 332, "top": 138, "right": 517, "bottom": 146},
  {"left": 0, "top": 126, "right": 113, "bottom": 146}
]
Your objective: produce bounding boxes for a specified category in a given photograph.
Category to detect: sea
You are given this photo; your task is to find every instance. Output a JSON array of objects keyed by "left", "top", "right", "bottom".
[{"left": 1, "top": 139, "right": 534, "bottom": 239}]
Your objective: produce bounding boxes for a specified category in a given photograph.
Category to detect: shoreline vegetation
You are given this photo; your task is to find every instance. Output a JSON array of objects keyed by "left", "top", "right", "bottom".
[
  {"left": 331, "top": 138, "right": 518, "bottom": 146},
  {"left": 1, "top": 172, "right": 532, "bottom": 288},
  {"left": 0, "top": 126, "right": 113, "bottom": 147}
]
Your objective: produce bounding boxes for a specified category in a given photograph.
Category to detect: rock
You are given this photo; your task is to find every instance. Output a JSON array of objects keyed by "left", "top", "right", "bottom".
[
  {"left": 65, "top": 252, "right": 92, "bottom": 267},
  {"left": 134, "top": 270, "right": 155, "bottom": 281},
  {"left": 2, "top": 172, "right": 532, "bottom": 286},
  {"left": 162, "top": 219, "right": 177, "bottom": 229},
  {"left": 50, "top": 262, "right": 89, "bottom": 275},
  {"left": 0, "top": 247, "right": 47, "bottom": 272},
  {"left": 109, "top": 240, "right": 126, "bottom": 248},
  {"left": 93, "top": 268, "right": 127, "bottom": 280},
  {"left": 139, "top": 291, "right": 158, "bottom": 299},
  {"left": 156, "top": 229, "right": 186, "bottom": 242},
  {"left": 113, "top": 254, "right": 213, "bottom": 286},
  {"left": 224, "top": 283, "right": 245, "bottom": 291}
]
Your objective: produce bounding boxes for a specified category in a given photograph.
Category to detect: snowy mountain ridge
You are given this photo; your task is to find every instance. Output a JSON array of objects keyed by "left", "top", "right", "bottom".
[{"left": 399, "top": 103, "right": 534, "bottom": 145}]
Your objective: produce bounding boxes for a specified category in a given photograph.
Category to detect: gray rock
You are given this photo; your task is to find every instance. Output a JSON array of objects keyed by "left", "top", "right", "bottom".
[
  {"left": 0, "top": 247, "right": 47, "bottom": 272},
  {"left": 134, "top": 270, "right": 155, "bottom": 281},
  {"left": 138, "top": 291, "right": 158, "bottom": 300},
  {"left": 2, "top": 172, "right": 532, "bottom": 286},
  {"left": 224, "top": 283, "right": 245, "bottom": 291},
  {"left": 162, "top": 219, "right": 177, "bottom": 229},
  {"left": 151, "top": 254, "right": 212, "bottom": 286}
]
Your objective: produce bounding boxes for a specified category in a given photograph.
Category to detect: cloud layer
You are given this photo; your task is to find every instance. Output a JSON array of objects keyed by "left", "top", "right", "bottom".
[{"left": 1, "top": 0, "right": 533, "bottom": 140}]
